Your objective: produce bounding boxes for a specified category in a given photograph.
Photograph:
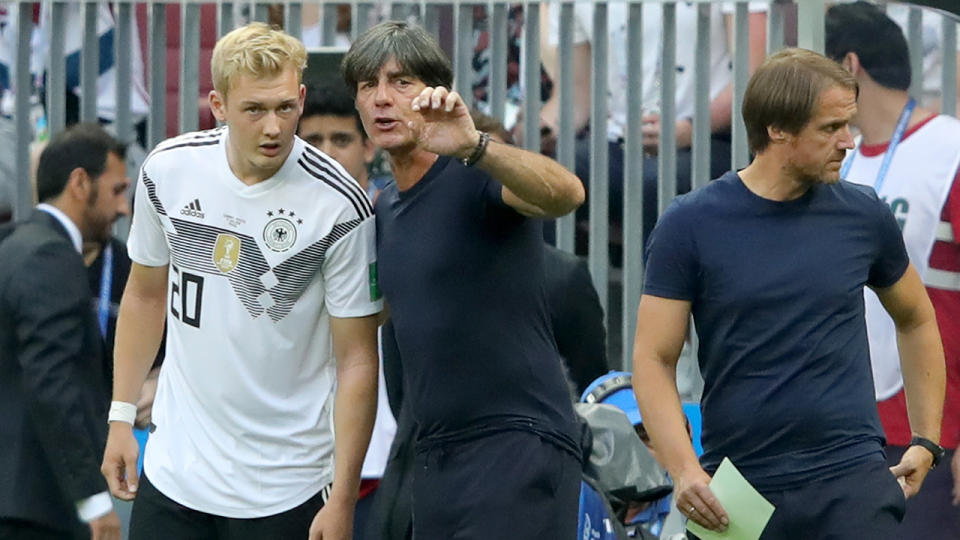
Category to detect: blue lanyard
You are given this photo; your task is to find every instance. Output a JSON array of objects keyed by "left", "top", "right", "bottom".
[
  {"left": 97, "top": 243, "right": 114, "bottom": 339},
  {"left": 840, "top": 98, "right": 916, "bottom": 193}
]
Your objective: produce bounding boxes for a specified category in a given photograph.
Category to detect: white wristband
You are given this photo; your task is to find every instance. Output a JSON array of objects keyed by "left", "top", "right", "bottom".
[{"left": 108, "top": 401, "right": 137, "bottom": 425}]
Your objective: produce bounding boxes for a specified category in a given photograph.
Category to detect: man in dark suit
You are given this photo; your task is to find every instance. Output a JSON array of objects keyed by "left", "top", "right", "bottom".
[{"left": 0, "top": 123, "right": 130, "bottom": 540}]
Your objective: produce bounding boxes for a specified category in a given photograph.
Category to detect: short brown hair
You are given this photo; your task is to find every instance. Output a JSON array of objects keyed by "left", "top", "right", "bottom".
[
  {"left": 743, "top": 48, "right": 857, "bottom": 154},
  {"left": 211, "top": 22, "right": 307, "bottom": 99}
]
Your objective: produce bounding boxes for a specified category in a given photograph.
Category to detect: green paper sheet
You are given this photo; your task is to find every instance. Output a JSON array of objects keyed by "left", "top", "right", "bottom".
[{"left": 686, "top": 457, "right": 775, "bottom": 540}]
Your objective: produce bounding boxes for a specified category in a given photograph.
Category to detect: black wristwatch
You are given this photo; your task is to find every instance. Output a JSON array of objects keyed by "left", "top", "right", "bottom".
[{"left": 910, "top": 436, "right": 945, "bottom": 469}]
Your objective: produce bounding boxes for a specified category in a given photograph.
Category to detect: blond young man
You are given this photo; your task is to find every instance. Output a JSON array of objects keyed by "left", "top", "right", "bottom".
[
  {"left": 633, "top": 48, "right": 945, "bottom": 539},
  {"left": 100, "top": 23, "right": 381, "bottom": 540}
]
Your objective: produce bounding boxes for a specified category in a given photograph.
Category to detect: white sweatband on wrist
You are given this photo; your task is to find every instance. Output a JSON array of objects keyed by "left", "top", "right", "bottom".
[{"left": 108, "top": 401, "right": 137, "bottom": 425}]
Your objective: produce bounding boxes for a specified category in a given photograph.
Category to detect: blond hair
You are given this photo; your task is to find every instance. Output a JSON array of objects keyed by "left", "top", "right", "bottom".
[{"left": 211, "top": 22, "right": 307, "bottom": 98}]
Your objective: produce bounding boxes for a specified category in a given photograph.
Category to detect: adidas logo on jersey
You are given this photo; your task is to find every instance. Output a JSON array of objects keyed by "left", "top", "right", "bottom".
[{"left": 180, "top": 199, "right": 205, "bottom": 218}]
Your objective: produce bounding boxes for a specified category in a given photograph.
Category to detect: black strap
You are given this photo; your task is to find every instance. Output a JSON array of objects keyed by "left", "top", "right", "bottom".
[{"left": 910, "top": 436, "right": 945, "bottom": 468}]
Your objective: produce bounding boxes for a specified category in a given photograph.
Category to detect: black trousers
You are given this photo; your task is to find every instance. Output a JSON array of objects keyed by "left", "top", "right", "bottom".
[
  {"left": 691, "top": 459, "right": 905, "bottom": 540},
  {"left": 0, "top": 518, "right": 87, "bottom": 540},
  {"left": 412, "top": 430, "right": 581, "bottom": 540},
  {"left": 129, "top": 473, "right": 328, "bottom": 540}
]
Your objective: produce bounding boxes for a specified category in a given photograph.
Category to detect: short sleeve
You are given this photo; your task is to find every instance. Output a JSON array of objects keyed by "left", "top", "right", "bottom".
[
  {"left": 868, "top": 196, "right": 910, "bottom": 289},
  {"left": 323, "top": 216, "right": 383, "bottom": 318},
  {"left": 642, "top": 200, "right": 699, "bottom": 301},
  {"left": 127, "top": 168, "right": 170, "bottom": 266}
]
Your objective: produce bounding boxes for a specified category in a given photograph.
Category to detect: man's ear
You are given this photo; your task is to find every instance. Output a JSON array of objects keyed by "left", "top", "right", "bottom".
[
  {"left": 842, "top": 52, "right": 861, "bottom": 77},
  {"left": 767, "top": 125, "right": 789, "bottom": 144},
  {"left": 64, "top": 167, "right": 92, "bottom": 203},
  {"left": 209, "top": 90, "right": 227, "bottom": 123}
]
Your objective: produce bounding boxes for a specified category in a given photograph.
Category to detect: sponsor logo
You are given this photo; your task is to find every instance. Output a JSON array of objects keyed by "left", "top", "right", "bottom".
[
  {"left": 213, "top": 233, "right": 241, "bottom": 273},
  {"left": 180, "top": 199, "right": 205, "bottom": 219}
]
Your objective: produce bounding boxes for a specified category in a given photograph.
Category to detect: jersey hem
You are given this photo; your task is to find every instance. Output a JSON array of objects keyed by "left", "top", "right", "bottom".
[
  {"left": 143, "top": 464, "right": 333, "bottom": 519},
  {"left": 328, "top": 303, "right": 383, "bottom": 319},
  {"left": 127, "top": 250, "right": 169, "bottom": 268}
]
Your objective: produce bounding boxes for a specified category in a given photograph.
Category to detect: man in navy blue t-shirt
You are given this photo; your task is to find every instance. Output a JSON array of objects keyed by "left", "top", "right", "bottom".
[
  {"left": 633, "top": 48, "right": 946, "bottom": 539},
  {"left": 342, "top": 22, "right": 586, "bottom": 540}
]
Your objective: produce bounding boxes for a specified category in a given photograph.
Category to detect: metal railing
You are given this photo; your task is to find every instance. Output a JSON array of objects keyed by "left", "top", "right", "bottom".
[{"left": 2, "top": 0, "right": 957, "bottom": 368}]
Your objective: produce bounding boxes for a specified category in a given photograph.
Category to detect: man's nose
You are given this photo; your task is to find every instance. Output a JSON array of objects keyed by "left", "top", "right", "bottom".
[
  {"left": 374, "top": 81, "right": 391, "bottom": 105},
  {"left": 319, "top": 140, "right": 335, "bottom": 156},
  {"left": 116, "top": 193, "right": 131, "bottom": 219},
  {"left": 838, "top": 125, "right": 855, "bottom": 150},
  {"left": 263, "top": 112, "right": 281, "bottom": 136}
]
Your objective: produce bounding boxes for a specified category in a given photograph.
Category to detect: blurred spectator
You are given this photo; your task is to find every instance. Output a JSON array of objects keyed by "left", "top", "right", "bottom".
[
  {"left": 0, "top": 3, "right": 41, "bottom": 223},
  {"left": 300, "top": 3, "right": 352, "bottom": 48},
  {"left": 299, "top": 82, "right": 381, "bottom": 200},
  {"left": 827, "top": 3, "right": 960, "bottom": 536},
  {"left": 36, "top": 2, "right": 150, "bottom": 127},
  {"left": 470, "top": 4, "right": 553, "bottom": 130},
  {"left": 540, "top": 2, "right": 766, "bottom": 251},
  {"left": 886, "top": 3, "right": 960, "bottom": 113}
]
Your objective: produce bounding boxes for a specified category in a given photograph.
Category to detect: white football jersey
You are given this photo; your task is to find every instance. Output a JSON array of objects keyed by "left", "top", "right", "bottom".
[{"left": 128, "top": 127, "right": 382, "bottom": 518}]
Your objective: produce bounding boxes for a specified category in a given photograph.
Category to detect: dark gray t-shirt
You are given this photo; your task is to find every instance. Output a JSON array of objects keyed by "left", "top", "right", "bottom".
[
  {"left": 375, "top": 156, "right": 580, "bottom": 457},
  {"left": 644, "top": 171, "right": 909, "bottom": 490}
]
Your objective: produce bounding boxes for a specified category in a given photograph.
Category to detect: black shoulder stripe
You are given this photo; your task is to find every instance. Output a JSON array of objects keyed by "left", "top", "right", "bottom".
[
  {"left": 297, "top": 158, "right": 371, "bottom": 219},
  {"left": 300, "top": 153, "right": 373, "bottom": 217},
  {"left": 146, "top": 128, "right": 223, "bottom": 160},
  {"left": 300, "top": 154, "right": 373, "bottom": 218},
  {"left": 151, "top": 139, "right": 220, "bottom": 157},
  {"left": 301, "top": 146, "right": 373, "bottom": 213},
  {"left": 301, "top": 146, "right": 373, "bottom": 210},
  {"left": 141, "top": 170, "right": 167, "bottom": 216}
]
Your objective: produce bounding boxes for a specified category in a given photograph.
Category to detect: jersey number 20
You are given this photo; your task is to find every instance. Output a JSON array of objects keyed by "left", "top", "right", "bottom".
[{"left": 170, "top": 263, "right": 204, "bottom": 328}]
